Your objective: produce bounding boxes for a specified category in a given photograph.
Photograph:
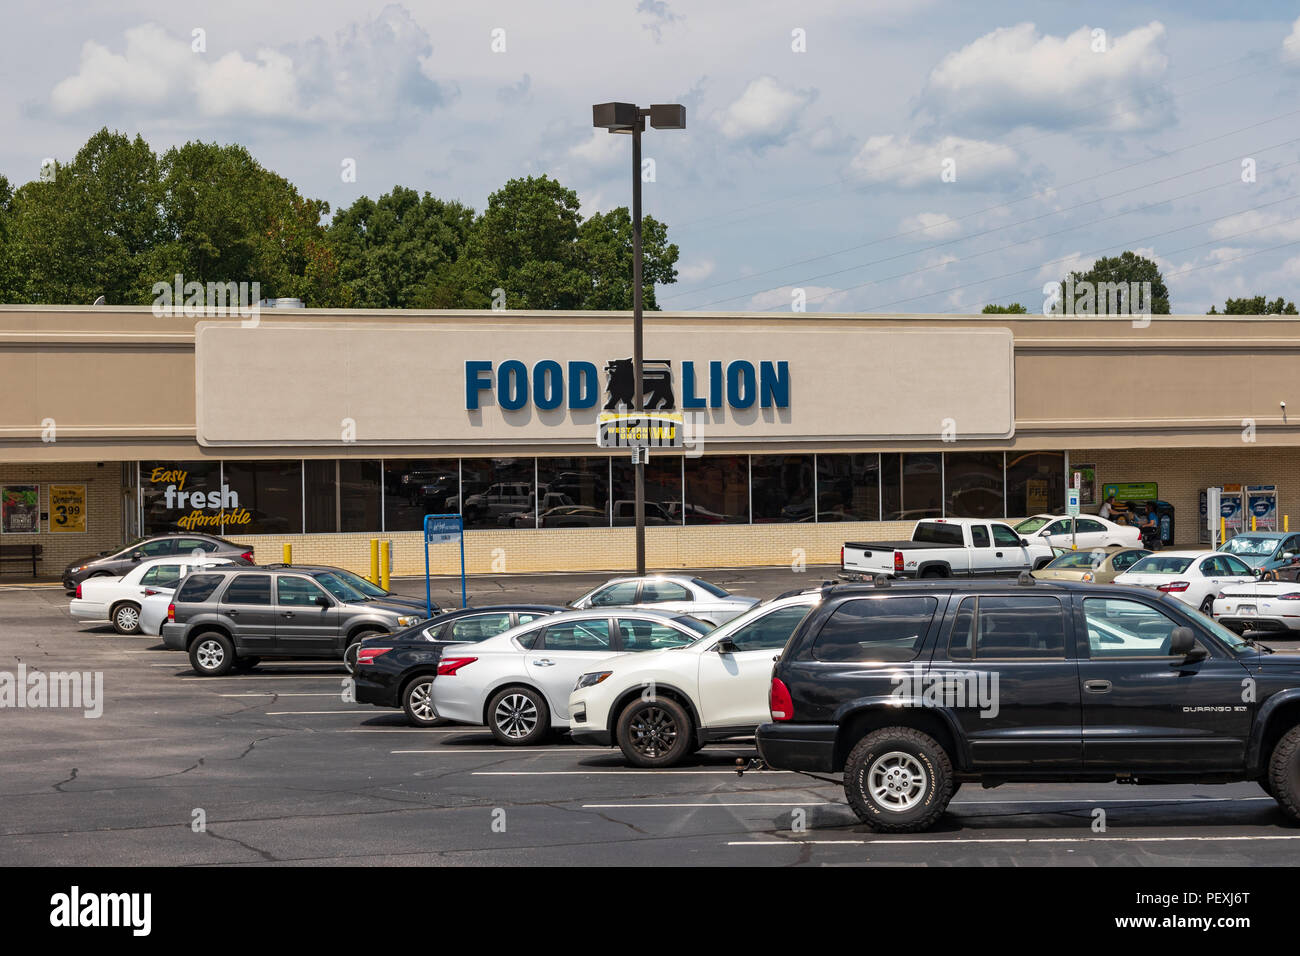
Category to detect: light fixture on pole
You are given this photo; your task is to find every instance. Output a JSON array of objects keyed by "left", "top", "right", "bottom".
[{"left": 592, "top": 101, "right": 686, "bottom": 576}]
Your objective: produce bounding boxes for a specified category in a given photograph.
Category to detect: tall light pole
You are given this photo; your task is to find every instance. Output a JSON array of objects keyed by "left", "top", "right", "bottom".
[{"left": 592, "top": 102, "right": 686, "bottom": 575}]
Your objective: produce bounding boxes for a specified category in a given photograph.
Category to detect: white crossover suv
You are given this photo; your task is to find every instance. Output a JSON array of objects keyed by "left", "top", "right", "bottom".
[{"left": 567, "top": 590, "right": 822, "bottom": 766}]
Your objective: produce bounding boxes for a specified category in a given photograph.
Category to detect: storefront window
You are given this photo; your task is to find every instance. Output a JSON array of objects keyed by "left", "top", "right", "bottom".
[
  {"left": 816, "top": 454, "right": 880, "bottom": 521},
  {"left": 751, "top": 455, "right": 815, "bottom": 523},
  {"left": 881, "top": 453, "right": 942, "bottom": 520},
  {"left": 305, "top": 460, "right": 382, "bottom": 533},
  {"left": 610, "top": 457, "right": 682, "bottom": 526},
  {"left": 140, "top": 461, "right": 223, "bottom": 536},
  {"left": 221, "top": 461, "right": 303, "bottom": 534},
  {"left": 460, "top": 458, "right": 534, "bottom": 530},
  {"left": 536, "top": 458, "right": 610, "bottom": 528},
  {"left": 1006, "top": 452, "right": 1065, "bottom": 516},
  {"left": 944, "top": 452, "right": 1005, "bottom": 518},
  {"left": 683, "top": 455, "right": 749, "bottom": 524},
  {"left": 383, "top": 459, "right": 459, "bottom": 531}
]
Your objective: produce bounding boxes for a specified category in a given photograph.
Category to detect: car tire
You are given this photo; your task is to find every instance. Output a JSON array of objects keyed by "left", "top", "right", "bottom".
[
  {"left": 616, "top": 696, "right": 695, "bottom": 768},
  {"left": 343, "top": 629, "right": 383, "bottom": 673},
  {"left": 189, "top": 632, "right": 235, "bottom": 677},
  {"left": 843, "top": 727, "right": 954, "bottom": 833},
  {"left": 111, "top": 602, "right": 142, "bottom": 635},
  {"left": 1199, "top": 596, "right": 1215, "bottom": 615},
  {"left": 402, "top": 675, "right": 440, "bottom": 727},
  {"left": 487, "top": 686, "right": 550, "bottom": 746},
  {"left": 1267, "top": 724, "right": 1300, "bottom": 821}
]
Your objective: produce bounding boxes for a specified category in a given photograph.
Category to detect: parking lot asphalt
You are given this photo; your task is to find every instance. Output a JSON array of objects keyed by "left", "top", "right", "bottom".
[{"left": 3, "top": 567, "right": 1300, "bottom": 867}]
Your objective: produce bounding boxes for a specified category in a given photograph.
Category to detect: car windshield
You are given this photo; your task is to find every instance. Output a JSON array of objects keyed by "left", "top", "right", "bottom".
[
  {"left": 1196, "top": 611, "right": 1254, "bottom": 655},
  {"left": 313, "top": 572, "right": 370, "bottom": 602},
  {"left": 1015, "top": 516, "right": 1050, "bottom": 533},
  {"left": 1220, "top": 536, "right": 1280, "bottom": 559},
  {"left": 1128, "top": 556, "right": 1193, "bottom": 574},
  {"left": 334, "top": 568, "right": 387, "bottom": 598},
  {"left": 690, "top": 578, "right": 729, "bottom": 598},
  {"left": 1047, "top": 551, "right": 1105, "bottom": 569}
]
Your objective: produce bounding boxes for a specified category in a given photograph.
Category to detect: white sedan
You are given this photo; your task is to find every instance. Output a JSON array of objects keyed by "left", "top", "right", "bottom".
[
  {"left": 569, "top": 590, "right": 822, "bottom": 766},
  {"left": 70, "top": 556, "right": 234, "bottom": 634},
  {"left": 1213, "top": 581, "right": 1300, "bottom": 634},
  {"left": 1015, "top": 513, "right": 1142, "bottom": 550},
  {"left": 429, "top": 608, "right": 710, "bottom": 745},
  {"left": 568, "top": 575, "right": 759, "bottom": 627},
  {"left": 1113, "top": 550, "right": 1256, "bottom": 615}
]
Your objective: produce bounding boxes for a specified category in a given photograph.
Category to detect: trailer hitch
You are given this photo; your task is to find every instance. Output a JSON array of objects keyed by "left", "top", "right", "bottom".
[{"left": 735, "top": 757, "right": 767, "bottom": 776}]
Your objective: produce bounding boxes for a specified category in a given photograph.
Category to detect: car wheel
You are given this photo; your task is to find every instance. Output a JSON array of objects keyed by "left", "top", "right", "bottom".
[
  {"left": 111, "top": 602, "right": 142, "bottom": 635},
  {"left": 616, "top": 696, "right": 694, "bottom": 768},
  {"left": 343, "top": 630, "right": 383, "bottom": 673},
  {"left": 487, "top": 686, "right": 550, "bottom": 746},
  {"left": 1268, "top": 724, "right": 1300, "bottom": 821},
  {"left": 1199, "top": 596, "right": 1215, "bottom": 615},
  {"left": 402, "top": 676, "right": 440, "bottom": 727},
  {"left": 843, "top": 727, "right": 954, "bottom": 833},
  {"left": 189, "top": 632, "right": 235, "bottom": 677}
]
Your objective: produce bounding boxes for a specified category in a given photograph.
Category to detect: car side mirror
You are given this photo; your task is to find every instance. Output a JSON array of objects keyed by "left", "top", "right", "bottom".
[
  {"left": 1169, "top": 626, "right": 1206, "bottom": 662},
  {"left": 315, "top": 595, "right": 331, "bottom": 608},
  {"left": 716, "top": 637, "right": 738, "bottom": 654},
  {"left": 131, "top": 551, "right": 144, "bottom": 561},
  {"left": 1021, "top": 538, "right": 1030, "bottom": 546}
]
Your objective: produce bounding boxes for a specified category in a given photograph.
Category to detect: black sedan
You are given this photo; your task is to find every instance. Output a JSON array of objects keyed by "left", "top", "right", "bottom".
[{"left": 353, "top": 605, "right": 565, "bottom": 725}]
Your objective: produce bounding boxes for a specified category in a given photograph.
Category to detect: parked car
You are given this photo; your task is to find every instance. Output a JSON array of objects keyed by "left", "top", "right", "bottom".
[
  {"left": 569, "top": 590, "right": 823, "bottom": 766},
  {"left": 69, "top": 555, "right": 235, "bottom": 634},
  {"left": 754, "top": 577, "right": 1300, "bottom": 833},
  {"left": 568, "top": 575, "right": 759, "bottom": 627},
  {"left": 612, "top": 500, "right": 673, "bottom": 526},
  {"left": 1031, "top": 546, "right": 1150, "bottom": 584},
  {"left": 353, "top": 605, "right": 567, "bottom": 725},
  {"left": 62, "top": 533, "right": 253, "bottom": 591},
  {"left": 161, "top": 566, "right": 426, "bottom": 675},
  {"left": 257, "top": 563, "right": 436, "bottom": 616},
  {"left": 1014, "top": 514, "right": 1142, "bottom": 549},
  {"left": 427, "top": 608, "right": 711, "bottom": 744},
  {"left": 841, "top": 518, "right": 1055, "bottom": 580},
  {"left": 1218, "top": 532, "right": 1300, "bottom": 574},
  {"left": 1113, "top": 550, "right": 1255, "bottom": 615},
  {"left": 1214, "top": 581, "right": 1300, "bottom": 634}
]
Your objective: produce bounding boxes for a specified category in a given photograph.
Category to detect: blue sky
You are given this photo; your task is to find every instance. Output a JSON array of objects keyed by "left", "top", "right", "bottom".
[{"left": 3, "top": 0, "right": 1299, "bottom": 313}]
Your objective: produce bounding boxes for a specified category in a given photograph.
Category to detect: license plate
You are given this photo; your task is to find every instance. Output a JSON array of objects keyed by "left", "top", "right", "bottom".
[{"left": 1238, "top": 606, "right": 1256, "bottom": 615}]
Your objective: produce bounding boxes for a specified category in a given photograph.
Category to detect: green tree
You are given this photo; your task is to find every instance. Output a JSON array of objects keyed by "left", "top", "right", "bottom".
[
  {"left": 981, "top": 303, "right": 1027, "bottom": 314},
  {"left": 329, "top": 186, "right": 478, "bottom": 308},
  {"left": 0, "top": 174, "right": 16, "bottom": 301},
  {"left": 1056, "top": 251, "right": 1171, "bottom": 314},
  {"left": 577, "top": 207, "right": 678, "bottom": 310},
  {"left": 4, "top": 129, "right": 164, "bottom": 304},
  {"left": 1208, "top": 296, "right": 1297, "bottom": 315}
]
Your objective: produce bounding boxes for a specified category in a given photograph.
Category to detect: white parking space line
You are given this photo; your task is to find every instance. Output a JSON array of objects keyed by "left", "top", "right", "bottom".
[{"left": 730, "top": 834, "right": 1300, "bottom": 846}]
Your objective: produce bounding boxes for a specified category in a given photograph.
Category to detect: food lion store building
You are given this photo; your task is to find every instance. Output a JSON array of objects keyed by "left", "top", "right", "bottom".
[{"left": 1, "top": 305, "right": 1297, "bottom": 579}]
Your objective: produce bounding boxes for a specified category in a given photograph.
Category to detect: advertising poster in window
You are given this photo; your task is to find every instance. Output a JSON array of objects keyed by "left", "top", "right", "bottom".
[
  {"left": 0, "top": 485, "right": 40, "bottom": 534},
  {"left": 1025, "top": 479, "right": 1049, "bottom": 514},
  {"left": 49, "top": 484, "right": 87, "bottom": 533},
  {"left": 1247, "top": 485, "right": 1278, "bottom": 531}
]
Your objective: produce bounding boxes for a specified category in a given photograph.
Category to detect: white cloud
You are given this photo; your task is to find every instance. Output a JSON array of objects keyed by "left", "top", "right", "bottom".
[
  {"left": 849, "top": 133, "right": 1020, "bottom": 188},
  {"left": 900, "top": 212, "right": 961, "bottom": 239},
  {"left": 1036, "top": 251, "right": 1095, "bottom": 284},
  {"left": 678, "top": 259, "right": 716, "bottom": 282},
  {"left": 922, "top": 21, "right": 1172, "bottom": 132},
  {"left": 569, "top": 129, "right": 625, "bottom": 165},
  {"left": 713, "top": 76, "right": 816, "bottom": 149},
  {"left": 49, "top": 5, "right": 446, "bottom": 126},
  {"left": 1209, "top": 210, "right": 1300, "bottom": 243},
  {"left": 1286, "top": 17, "right": 1300, "bottom": 66}
]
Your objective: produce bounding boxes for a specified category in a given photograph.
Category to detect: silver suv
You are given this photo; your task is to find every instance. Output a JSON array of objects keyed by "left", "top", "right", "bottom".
[{"left": 162, "top": 567, "right": 425, "bottom": 676}]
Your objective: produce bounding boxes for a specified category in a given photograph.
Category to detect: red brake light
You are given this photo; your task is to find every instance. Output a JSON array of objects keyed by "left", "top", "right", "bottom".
[
  {"left": 240, "top": 551, "right": 254, "bottom": 563},
  {"left": 437, "top": 656, "right": 477, "bottom": 676},
  {"left": 76, "top": 583, "right": 82, "bottom": 599},
  {"left": 1280, "top": 593, "right": 1300, "bottom": 601},
  {"left": 357, "top": 647, "right": 392, "bottom": 667},
  {"left": 1157, "top": 581, "right": 1190, "bottom": 592},
  {"left": 894, "top": 551, "right": 904, "bottom": 573},
  {"left": 167, "top": 603, "right": 175, "bottom": 622},
  {"left": 840, "top": 546, "right": 844, "bottom": 568},
  {"left": 769, "top": 677, "right": 794, "bottom": 721}
]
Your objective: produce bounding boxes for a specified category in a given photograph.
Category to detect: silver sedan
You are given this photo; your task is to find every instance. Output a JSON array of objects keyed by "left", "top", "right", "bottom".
[{"left": 568, "top": 575, "right": 759, "bottom": 627}]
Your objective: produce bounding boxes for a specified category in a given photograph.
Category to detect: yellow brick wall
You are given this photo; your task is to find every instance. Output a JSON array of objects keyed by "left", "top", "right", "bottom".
[
  {"left": 1071, "top": 447, "right": 1300, "bottom": 542},
  {"left": 0, "top": 462, "right": 125, "bottom": 576}
]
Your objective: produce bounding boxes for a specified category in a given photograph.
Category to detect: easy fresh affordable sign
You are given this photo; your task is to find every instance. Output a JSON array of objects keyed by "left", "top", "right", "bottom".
[
  {"left": 146, "top": 466, "right": 251, "bottom": 531},
  {"left": 48, "top": 484, "right": 86, "bottom": 534}
]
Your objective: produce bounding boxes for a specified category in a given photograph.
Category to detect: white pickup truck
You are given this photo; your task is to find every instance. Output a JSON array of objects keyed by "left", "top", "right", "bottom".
[{"left": 841, "top": 518, "right": 1056, "bottom": 580}]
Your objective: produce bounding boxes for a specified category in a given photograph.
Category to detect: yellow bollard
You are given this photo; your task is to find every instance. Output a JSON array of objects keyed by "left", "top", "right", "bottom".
[
  {"left": 370, "top": 539, "right": 380, "bottom": 584},
  {"left": 380, "top": 540, "right": 391, "bottom": 591},
  {"left": 1252, "top": 515, "right": 1257, "bottom": 532},
  {"left": 282, "top": 543, "right": 292, "bottom": 564},
  {"left": 1220, "top": 517, "right": 1226, "bottom": 543}
]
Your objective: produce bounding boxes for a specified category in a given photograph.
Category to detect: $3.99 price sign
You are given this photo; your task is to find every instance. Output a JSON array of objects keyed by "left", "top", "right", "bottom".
[{"left": 49, "top": 484, "right": 86, "bottom": 533}]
